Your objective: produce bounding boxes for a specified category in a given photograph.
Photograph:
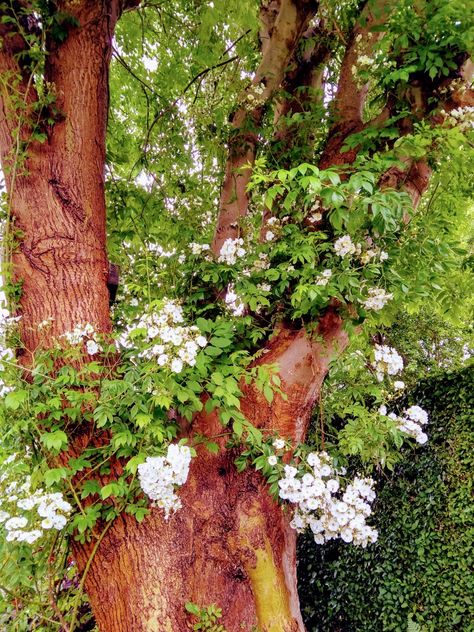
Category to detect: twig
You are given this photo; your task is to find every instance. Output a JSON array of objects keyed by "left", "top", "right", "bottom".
[
  {"left": 68, "top": 521, "right": 113, "bottom": 632},
  {"left": 319, "top": 391, "right": 325, "bottom": 450},
  {"left": 142, "top": 54, "right": 239, "bottom": 150},
  {"left": 47, "top": 534, "right": 71, "bottom": 632},
  {"left": 112, "top": 47, "right": 164, "bottom": 100}
]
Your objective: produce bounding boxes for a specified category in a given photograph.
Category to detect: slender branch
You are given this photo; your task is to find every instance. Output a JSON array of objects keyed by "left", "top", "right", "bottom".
[
  {"left": 112, "top": 47, "right": 164, "bottom": 99},
  {"left": 68, "top": 521, "right": 113, "bottom": 632},
  {"left": 141, "top": 53, "right": 241, "bottom": 154},
  {"left": 47, "top": 533, "right": 71, "bottom": 632},
  {"left": 181, "top": 55, "right": 240, "bottom": 95}
]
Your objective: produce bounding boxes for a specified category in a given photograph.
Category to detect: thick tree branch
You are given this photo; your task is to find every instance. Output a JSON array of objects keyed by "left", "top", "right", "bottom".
[
  {"left": 212, "top": 0, "right": 318, "bottom": 255},
  {"left": 319, "top": 0, "right": 393, "bottom": 168},
  {"left": 380, "top": 84, "right": 474, "bottom": 209},
  {"left": 241, "top": 311, "right": 348, "bottom": 444},
  {"left": 260, "top": 24, "right": 333, "bottom": 237},
  {"left": 272, "top": 24, "right": 332, "bottom": 164}
]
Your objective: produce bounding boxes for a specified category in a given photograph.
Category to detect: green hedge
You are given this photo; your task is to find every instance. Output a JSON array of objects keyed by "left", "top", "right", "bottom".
[{"left": 298, "top": 367, "right": 474, "bottom": 632}]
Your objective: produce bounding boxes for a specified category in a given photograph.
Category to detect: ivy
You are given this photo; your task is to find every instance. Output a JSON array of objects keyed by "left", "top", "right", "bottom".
[{"left": 298, "top": 368, "right": 474, "bottom": 632}]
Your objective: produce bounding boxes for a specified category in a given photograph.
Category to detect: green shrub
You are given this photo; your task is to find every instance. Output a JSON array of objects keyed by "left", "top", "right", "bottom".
[{"left": 298, "top": 367, "right": 474, "bottom": 632}]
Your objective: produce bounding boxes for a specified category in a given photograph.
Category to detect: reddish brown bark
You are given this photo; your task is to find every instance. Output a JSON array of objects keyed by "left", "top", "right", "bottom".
[
  {"left": 76, "top": 316, "right": 348, "bottom": 632},
  {"left": 0, "top": 1, "right": 120, "bottom": 353},
  {"left": 76, "top": 449, "right": 303, "bottom": 631}
]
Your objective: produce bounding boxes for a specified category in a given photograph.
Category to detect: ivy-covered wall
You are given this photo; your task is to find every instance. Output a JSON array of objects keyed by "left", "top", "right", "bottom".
[{"left": 298, "top": 367, "right": 474, "bottom": 632}]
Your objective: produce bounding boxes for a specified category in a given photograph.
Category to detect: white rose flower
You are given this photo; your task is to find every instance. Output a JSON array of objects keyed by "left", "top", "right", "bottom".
[
  {"left": 196, "top": 335, "right": 207, "bottom": 347},
  {"left": 157, "top": 354, "right": 169, "bottom": 366},
  {"left": 171, "top": 358, "right": 183, "bottom": 373},
  {"left": 86, "top": 339, "right": 100, "bottom": 355}
]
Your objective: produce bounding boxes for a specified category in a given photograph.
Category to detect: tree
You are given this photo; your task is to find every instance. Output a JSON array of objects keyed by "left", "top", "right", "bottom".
[{"left": 0, "top": 0, "right": 472, "bottom": 630}]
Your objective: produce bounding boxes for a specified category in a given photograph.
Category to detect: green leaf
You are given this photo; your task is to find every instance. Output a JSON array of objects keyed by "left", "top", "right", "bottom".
[
  {"left": 41, "top": 430, "right": 68, "bottom": 452},
  {"left": 4, "top": 389, "right": 27, "bottom": 410},
  {"left": 209, "top": 337, "right": 232, "bottom": 348},
  {"left": 185, "top": 602, "right": 200, "bottom": 616},
  {"left": 205, "top": 441, "right": 219, "bottom": 454},
  {"left": 233, "top": 419, "right": 243, "bottom": 437},
  {"left": 44, "top": 467, "right": 68, "bottom": 487},
  {"left": 100, "top": 482, "right": 124, "bottom": 500},
  {"left": 263, "top": 384, "right": 274, "bottom": 404},
  {"left": 80, "top": 479, "right": 101, "bottom": 499}
]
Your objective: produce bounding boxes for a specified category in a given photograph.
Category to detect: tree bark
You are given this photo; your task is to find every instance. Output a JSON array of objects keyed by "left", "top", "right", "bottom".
[
  {"left": 1, "top": 1, "right": 465, "bottom": 631},
  {"left": 0, "top": 1, "right": 119, "bottom": 352},
  {"left": 75, "top": 317, "right": 348, "bottom": 632}
]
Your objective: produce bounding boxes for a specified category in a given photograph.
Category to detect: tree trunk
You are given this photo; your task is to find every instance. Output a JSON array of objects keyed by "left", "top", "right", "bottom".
[
  {"left": 0, "top": 4, "right": 346, "bottom": 631},
  {"left": 75, "top": 449, "right": 304, "bottom": 631},
  {"left": 75, "top": 323, "right": 347, "bottom": 632},
  {"left": 0, "top": 2, "right": 117, "bottom": 352}
]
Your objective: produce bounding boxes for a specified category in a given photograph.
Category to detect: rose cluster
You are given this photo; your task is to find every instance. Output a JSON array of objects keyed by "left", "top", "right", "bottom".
[
  {"left": 224, "top": 284, "right": 245, "bottom": 317},
  {"left": 379, "top": 404, "right": 429, "bottom": 444},
  {"left": 244, "top": 82, "right": 266, "bottom": 109},
  {"left": 189, "top": 242, "right": 210, "bottom": 256},
  {"left": 315, "top": 269, "right": 332, "bottom": 286},
  {"left": 62, "top": 322, "right": 102, "bottom": 356},
  {"left": 0, "top": 295, "right": 21, "bottom": 340},
  {"left": 441, "top": 106, "right": 474, "bottom": 132},
  {"left": 334, "top": 235, "right": 389, "bottom": 266},
  {"left": 277, "top": 451, "right": 378, "bottom": 547},
  {"left": 218, "top": 238, "right": 246, "bottom": 265},
  {"left": 0, "top": 469, "right": 72, "bottom": 545},
  {"left": 360, "top": 248, "right": 389, "bottom": 264},
  {"left": 137, "top": 444, "right": 193, "bottom": 519},
  {"left": 362, "top": 287, "right": 393, "bottom": 311},
  {"left": 124, "top": 300, "right": 207, "bottom": 373},
  {"left": 373, "top": 344, "right": 404, "bottom": 382},
  {"left": 334, "top": 235, "right": 359, "bottom": 258}
]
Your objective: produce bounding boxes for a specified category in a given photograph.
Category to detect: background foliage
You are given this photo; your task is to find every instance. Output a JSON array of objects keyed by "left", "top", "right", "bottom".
[{"left": 299, "top": 367, "right": 474, "bottom": 632}]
